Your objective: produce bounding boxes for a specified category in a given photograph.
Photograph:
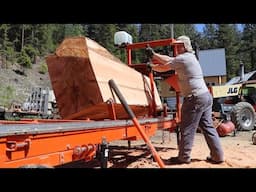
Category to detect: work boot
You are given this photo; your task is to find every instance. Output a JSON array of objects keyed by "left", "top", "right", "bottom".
[
  {"left": 168, "top": 156, "right": 191, "bottom": 165},
  {"left": 206, "top": 156, "right": 224, "bottom": 164}
]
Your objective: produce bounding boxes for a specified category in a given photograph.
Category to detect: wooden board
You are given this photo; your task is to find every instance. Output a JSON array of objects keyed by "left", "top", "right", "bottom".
[{"left": 46, "top": 37, "right": 162, "bottom": 120}]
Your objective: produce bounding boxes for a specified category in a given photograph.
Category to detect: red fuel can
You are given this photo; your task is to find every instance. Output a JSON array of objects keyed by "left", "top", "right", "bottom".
[{"left": 216, "top": 120, "right": 235, "bottom": 137}]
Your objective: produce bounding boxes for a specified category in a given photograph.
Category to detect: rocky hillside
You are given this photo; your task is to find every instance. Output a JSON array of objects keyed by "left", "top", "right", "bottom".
[{"left": 0, "top": 61, "right": 52, "bottom": 108}]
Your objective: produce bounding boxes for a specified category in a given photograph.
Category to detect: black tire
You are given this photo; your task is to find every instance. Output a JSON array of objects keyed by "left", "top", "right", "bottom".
[{"left": 231, "top": 102, "right": 255, "bottom": 131}]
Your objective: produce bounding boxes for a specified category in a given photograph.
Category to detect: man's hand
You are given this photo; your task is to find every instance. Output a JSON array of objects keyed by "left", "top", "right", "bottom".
[{"left": 145, "top": 44, "right": 155, "bottom": 59}]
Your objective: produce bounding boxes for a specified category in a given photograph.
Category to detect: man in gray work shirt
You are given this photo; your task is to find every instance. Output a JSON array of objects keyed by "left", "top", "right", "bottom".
[{"left": 146, "top": 35, "right": 224, "bottom": 164}]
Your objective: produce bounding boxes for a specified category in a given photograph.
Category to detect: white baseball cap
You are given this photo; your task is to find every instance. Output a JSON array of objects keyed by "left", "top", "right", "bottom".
[{"left": 175, "top": 35, "right": 194, "bottom": 53}]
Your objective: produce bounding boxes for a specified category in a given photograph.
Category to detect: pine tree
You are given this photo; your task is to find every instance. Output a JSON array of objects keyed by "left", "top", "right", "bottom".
[
  {"left": 0, "top": 24, "right": 16, "bottom": 68},
  {"left": 240, "top": 24, "right": 256, "bottom": 72},
  {"left": 64, "top": 24, "right": 84, "bottom": 37},
  {"left": 216, "top": 24, "right": 241, "bottom": 79},
  {"left": 201, "top": 24, "right": 218, "bottom": 49},
  {"left": 51, "top": 24, "right": 66, "bottom": 46}
]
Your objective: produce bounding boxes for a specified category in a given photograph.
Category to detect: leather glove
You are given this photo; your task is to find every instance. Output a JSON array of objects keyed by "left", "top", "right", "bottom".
[{"left": 145, "top": 44, "right": 155, "bottom": 59}]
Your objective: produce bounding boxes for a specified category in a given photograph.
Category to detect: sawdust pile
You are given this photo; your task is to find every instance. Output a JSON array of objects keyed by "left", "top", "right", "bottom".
[{"left": 61, "top": 130, "right": 256, "bottom": 168}]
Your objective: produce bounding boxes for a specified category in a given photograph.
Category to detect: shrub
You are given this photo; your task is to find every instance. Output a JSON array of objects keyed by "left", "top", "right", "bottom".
[
  {"left": 39, "top": 63, "right": 48, "bottom": 74},
  {"left": 17, "top": 49, "right": 32, "bottom": 68}
]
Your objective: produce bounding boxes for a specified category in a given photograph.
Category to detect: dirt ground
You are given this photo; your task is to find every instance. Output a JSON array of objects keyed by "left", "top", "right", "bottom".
[{"left": 61, "top": 129, "right": 256, "bottom": 168}]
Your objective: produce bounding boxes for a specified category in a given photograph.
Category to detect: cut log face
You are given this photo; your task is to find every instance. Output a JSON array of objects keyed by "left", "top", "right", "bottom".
[{"left": 46, "top": 37, "right": 162, "bottom": 120}]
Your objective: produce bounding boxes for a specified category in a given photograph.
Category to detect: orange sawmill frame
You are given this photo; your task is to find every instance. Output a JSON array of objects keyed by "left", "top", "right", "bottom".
[
  {"left": 125, "top": 38, "right": 182, "bottom": 120},
  {"left": 0, "top": 38, "right": 182, "bottom": 168},
  {"left": 0, "top": 117, "right": 176, "bottom": 168}
]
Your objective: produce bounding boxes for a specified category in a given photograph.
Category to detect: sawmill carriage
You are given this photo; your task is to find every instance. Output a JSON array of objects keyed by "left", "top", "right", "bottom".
[{"left": 0, "top": 32, "right": 183, "bottom": 168}]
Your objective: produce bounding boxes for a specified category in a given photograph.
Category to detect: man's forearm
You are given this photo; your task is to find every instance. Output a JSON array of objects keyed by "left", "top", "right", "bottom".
[{"left": 153, "top": 53, "right": 174, "bottom": 65}]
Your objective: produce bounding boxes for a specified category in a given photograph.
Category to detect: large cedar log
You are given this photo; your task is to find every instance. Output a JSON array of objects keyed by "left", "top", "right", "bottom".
[{"left": 46, "top": 37, "right": 162, "bottom": 120}]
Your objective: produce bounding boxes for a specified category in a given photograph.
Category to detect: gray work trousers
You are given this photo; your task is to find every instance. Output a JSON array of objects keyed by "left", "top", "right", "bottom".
[{"left": 178, "top": 91, "right": 224, "bottom": 162}]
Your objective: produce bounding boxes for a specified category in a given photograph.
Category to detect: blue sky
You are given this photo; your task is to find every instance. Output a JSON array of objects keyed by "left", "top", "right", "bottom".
[
  {"left": 195, "top": 24, "right": 205, "bottom": 32},
  {"left": 195, "top": 24, "right": 243, "bottom": 33}
]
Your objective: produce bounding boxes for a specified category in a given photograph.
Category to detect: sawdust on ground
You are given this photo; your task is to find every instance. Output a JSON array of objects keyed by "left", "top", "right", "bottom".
[
  {"left": 61, "top": 130, "right": 256, "bottom": 168},
  {"left": 107, "top": 130, "right": 256, "bottom": 168}
]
